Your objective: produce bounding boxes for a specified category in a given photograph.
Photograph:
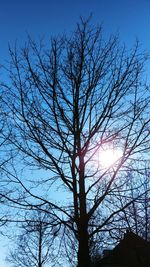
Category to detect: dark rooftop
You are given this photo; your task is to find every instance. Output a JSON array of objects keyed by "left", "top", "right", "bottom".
[{"left": 98, "top": 231, "right": 150, "bottom": 267}]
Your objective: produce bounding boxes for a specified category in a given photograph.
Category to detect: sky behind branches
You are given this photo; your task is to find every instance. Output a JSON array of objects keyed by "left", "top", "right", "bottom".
[
  {"left": 0, "top": 0, "right": 150, "bottom": 61},
  {"left": 0, "top": 0, "right": 150, "bottom": 266}
]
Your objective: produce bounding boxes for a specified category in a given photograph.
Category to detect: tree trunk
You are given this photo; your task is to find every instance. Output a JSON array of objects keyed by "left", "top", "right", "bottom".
[
  {"left": 77, "top": 157, "right": 90, "bottom": 267},
  {"left": 77, "top": 223, "right": 90, "bottom": 267},
  {"left": 76, "top": 120, "right": 90, "bottom": 267},
  {"left": 38, "top": 222, "right": 42, "bottom": 267}
]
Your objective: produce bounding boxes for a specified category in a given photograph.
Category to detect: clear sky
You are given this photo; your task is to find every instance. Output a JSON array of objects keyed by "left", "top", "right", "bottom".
[
  {"left": 0, "top": 0, "right": 150, "bottom": 62},
  {"left": 0, "top": 0, "right": 150, "bottom": 266}
]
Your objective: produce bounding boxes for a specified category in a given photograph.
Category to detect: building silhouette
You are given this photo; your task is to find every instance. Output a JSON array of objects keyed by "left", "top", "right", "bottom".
[{"left": 97, "top": 231, "right": 150, "bottom": 267}]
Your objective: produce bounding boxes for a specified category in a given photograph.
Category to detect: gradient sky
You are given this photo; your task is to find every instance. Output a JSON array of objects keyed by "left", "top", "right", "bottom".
[
  {"left": 0, "top": 0, "right": 150, "bottom": 266},
  {"left": 0, "top": 0, "right": 150, "bottom": 61}
]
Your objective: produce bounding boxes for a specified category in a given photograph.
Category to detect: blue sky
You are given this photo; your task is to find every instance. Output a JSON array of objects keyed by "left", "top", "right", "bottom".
[
  {"left": 0, "top": 0, "right": 150, "bottom": 266},
  {"left": 0, "top": 0, "right": 150, "bottom": 62}
]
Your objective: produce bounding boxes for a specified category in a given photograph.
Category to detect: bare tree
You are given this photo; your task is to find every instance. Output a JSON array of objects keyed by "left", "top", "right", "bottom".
[
  {"left": 6, "top": 209, "right": 60, "bottom": 267},
  {"left": 112, "top": 166, "right": 150, "bottom": 241},
  {"left": 1, "top": 18, "right": 150, "bottom": 267}
]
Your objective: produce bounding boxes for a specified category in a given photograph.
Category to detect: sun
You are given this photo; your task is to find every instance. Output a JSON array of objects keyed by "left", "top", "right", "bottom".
[{"left": 98, "top": 147, "right": 122, "bottom": 168}]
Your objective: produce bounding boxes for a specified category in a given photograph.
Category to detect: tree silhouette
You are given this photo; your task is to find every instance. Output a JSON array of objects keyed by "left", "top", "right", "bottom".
[
  {"left": 1, "top": 18, "right": 150, "bottom": 267},
  {"left": 6, "top": 209, "right": 58, "bottom": 267}
]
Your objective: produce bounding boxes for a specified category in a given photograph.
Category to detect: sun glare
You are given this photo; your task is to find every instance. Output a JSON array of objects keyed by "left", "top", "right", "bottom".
[{"left": 99, "top": 148, "right": 122, "bottom": 168}]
